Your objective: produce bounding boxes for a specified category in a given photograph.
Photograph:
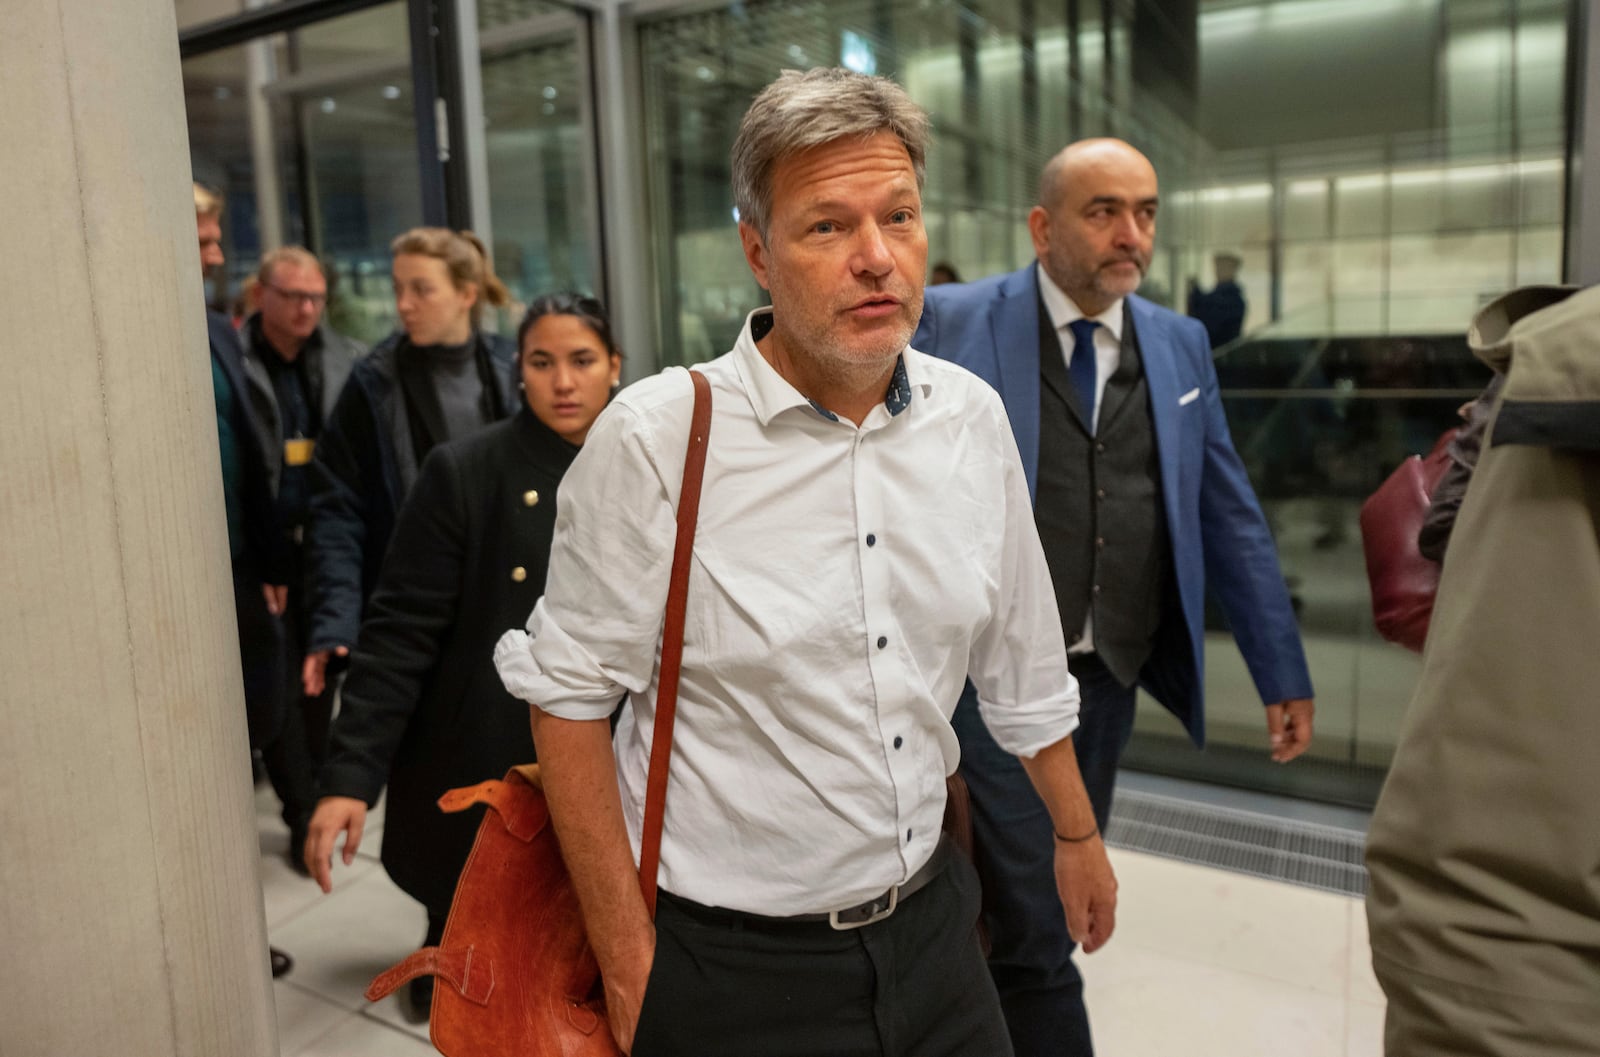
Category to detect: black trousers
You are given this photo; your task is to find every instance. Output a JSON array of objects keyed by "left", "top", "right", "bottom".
[
  {"left": 952, "top": 652, "right": 1138, "bottom": 1057},
  {"left": 260, "top": 541, "right": 334, "bottom": 836},
  {"left": 231, "top": 561, "right": 287, "bottom": 751},
  {"left": 633, "top": 848, "right": 1012, "bottom": 1057}
]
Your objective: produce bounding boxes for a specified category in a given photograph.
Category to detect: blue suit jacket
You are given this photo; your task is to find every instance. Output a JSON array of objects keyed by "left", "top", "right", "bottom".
[{"left": 914, "top": 265, "right": 1312, "bottom": 745}]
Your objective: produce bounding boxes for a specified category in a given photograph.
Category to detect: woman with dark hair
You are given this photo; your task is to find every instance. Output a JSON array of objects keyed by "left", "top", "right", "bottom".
[{"left": 303, "top": 293, "right": 623, "bottom": 1018}]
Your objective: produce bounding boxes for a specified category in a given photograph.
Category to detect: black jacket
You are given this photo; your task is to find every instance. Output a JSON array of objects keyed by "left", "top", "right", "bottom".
[
  {"left": 208, "top": 311, "right": 286, "bottom": 580},
  {"left": 240, "top": 315, "right": 366, "bottom": 499},
  {"left": 305, "top": 330, "right": 517, "bottom": 654},
  {"left": 315, "top": 407, "right": 577, "bottom": 915},
  {"left": 1418, "top": 372, "right": 1505, "bottom": 563}
]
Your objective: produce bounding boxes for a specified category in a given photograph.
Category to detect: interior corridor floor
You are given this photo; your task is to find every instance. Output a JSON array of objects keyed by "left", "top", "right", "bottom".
[{"left": 256, "top": 784, "right": 1386, "bottom": 1056}]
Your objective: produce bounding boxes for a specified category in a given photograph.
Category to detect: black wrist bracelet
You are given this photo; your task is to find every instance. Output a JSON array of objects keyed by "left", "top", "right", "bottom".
[{"left": 1053, "top": 826, "right": 1099, "bottom": 844}]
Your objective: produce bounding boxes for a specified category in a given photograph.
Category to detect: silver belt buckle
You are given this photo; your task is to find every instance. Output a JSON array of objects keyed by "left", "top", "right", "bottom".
[{"left": 828, "top": 884, "right": 898, "bottom": 930}]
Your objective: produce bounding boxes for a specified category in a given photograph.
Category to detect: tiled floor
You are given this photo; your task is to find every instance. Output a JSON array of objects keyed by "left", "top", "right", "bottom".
[{"left": 257, "top": 786, "right": 1385, "bottom": 1056}]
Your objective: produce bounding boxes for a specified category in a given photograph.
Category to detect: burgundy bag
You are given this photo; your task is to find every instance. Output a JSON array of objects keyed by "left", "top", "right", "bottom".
[
  {"left": 1359, "top": 430, "right": 1456, "bottom": 652},
  {"left": 365, "top": 370, "right": 713, "bottom": 1056}
]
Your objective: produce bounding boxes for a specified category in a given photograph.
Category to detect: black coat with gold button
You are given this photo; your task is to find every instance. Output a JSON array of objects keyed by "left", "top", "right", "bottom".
[{"left": 315, "top": 405, "right": 578, "bottom": 917}]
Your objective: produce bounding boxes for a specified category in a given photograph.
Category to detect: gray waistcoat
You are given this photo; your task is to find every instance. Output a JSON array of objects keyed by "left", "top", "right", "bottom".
[{"left": 1034, "top": 298, "right": 1170, "bottom": 687}]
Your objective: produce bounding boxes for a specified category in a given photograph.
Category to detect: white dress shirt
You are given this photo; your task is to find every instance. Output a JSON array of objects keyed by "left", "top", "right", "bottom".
[
  {"left": 1036, "top": 262, "right": 1125, "bottom": 653},
  {"left": 495, "top": 308, "right": 1078, "bottom": 916}
]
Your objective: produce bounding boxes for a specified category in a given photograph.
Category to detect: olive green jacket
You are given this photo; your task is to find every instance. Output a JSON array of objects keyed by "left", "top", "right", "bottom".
[{"left": 1366, "top": 284, "right": 1600, "bottom": 1056}]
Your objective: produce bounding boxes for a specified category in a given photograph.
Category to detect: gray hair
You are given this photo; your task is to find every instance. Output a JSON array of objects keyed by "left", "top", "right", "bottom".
[{"left": 731, "top": 68, "right": 930, "bottom": 240}]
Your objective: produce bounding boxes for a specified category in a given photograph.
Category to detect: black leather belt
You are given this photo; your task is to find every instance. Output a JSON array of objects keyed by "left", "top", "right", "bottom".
[{"left": 660, "top": 838, "right": 952, "bottom": 933}]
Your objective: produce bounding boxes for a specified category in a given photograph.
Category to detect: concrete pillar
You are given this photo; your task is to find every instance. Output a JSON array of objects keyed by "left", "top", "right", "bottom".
[{"left": 0, "top": 3, "right": 277, "bottom": 1056}]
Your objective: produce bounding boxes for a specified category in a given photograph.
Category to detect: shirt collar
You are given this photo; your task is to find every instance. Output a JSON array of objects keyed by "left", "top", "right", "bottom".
[
  {"left": 732, "top": 307, "right": 926, "bottom": 426},
  {"left": 1035, "top": 262, "right": 1124, "bottom": 342},
  {"left": 247, "top": 312, "right": 322, "bottom": 366}
]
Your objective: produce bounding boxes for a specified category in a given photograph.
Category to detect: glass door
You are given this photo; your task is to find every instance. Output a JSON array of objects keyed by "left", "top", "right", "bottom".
[
  {"left": 269, "top": 3, "right": 421, "bottom": 343},
  {"left": 477, "top": 1, "right": 604, "bottom": 320},
  {"left": 182, "top": 0, "right": 609, "bottom": 344}
]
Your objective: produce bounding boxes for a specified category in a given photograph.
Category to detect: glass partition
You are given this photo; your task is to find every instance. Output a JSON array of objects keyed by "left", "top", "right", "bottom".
[
  {"left": 272, "top": 4, "right": 419, "bottom": 343},
  {"left": 182, "top": 2, "right": 418, "bottom": 342},
  {"left": 184, "top": 41, "right": 264, "bottom": 313},
  {"left": 478, "top": 3, "right": 603, "bottom": 311},
  {"left": 635, "top": 0, "right": 1572, "bottom": 804}
]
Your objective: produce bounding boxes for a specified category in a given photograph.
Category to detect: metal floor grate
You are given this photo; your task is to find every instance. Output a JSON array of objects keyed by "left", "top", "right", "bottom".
[{"left": 1105, "top": 789, "right": 1368, "bottom": 897}]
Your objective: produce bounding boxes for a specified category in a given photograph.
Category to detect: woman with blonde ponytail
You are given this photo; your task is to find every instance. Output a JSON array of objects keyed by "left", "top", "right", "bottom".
[{"left": 300, "top": 227, "right": 519, "bottom": 705}]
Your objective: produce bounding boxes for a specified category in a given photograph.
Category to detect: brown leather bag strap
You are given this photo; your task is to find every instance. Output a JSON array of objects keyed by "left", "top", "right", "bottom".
[{"left": 637, "top": 369, "right": 712, "bottom": 916}]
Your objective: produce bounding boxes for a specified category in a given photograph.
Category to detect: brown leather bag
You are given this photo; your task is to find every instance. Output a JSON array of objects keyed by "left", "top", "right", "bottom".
[
  {"left": 366, "top": 370, "right": 714, "bottom": 1056},
  {"left": 1359, "top": 429, "right": 1456, "bottom": 653}
]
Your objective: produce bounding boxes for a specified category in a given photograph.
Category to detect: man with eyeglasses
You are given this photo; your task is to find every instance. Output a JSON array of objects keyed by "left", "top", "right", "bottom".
[{"left": 240, "top": 245, "right": 367, "bottom": 871}]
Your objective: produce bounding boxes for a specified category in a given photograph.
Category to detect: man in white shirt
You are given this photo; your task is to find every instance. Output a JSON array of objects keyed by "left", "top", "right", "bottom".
[{"left": 495, "top": 69, "right": 1116, "bottom": 1057}]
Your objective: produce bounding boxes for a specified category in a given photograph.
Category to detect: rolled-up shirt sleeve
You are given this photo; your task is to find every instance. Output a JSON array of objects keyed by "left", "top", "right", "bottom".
[
  {"left": 495, "top": 393, "right": 680, "bottom": 720},
  {"left": 967, "top": 396, "right": 1081, "bottom": 759}
]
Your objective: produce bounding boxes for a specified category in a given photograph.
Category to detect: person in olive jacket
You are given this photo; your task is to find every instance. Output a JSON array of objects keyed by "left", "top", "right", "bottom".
[
  {"left": 303, "top": 294, "right": 623, "bottom": 1018},
  {"left": 301, "top": 227, "right": 519, "bottom": 700}
]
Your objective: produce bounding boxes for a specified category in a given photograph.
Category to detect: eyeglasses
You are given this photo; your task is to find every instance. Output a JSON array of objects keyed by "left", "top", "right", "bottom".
[{"left": 264, "top": 283, "right": 328, "bottom": 308}]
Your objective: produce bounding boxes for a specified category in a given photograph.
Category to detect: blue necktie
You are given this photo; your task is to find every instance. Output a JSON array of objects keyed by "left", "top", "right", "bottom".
[{"left": 1066, "top": 318, "right": 1100, "bottom": 431}]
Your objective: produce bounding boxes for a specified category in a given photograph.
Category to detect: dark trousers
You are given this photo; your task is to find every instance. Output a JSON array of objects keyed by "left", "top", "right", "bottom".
[
  {"left": 231, "top": 561, "right": 287, "bottom": 751},
  {"left": 260, "top": 543, "right": 334, "bottom": 836},
  {"left": 634, "top": 849, "right": 1012, "bottom": 1057},
  {"left": 951, "top": 653, "right": 1138, "bottom": 1057}
]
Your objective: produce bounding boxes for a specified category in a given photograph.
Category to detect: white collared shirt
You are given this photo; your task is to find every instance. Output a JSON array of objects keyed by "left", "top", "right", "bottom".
[
  {"left": 1036, "top": 262, "right": 1124, "bottom": 435},
  {"left": 1036, "top": 263, "right": 1125, "bottom": 653},
  {"left": 495, "top": 308, "right": 1078, "bottom": 916}
]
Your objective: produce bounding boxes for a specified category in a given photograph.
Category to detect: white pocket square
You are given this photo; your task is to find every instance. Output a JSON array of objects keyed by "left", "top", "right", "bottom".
[{"left": 1178, "top": 387, "right": 1200, "bottom": 406}]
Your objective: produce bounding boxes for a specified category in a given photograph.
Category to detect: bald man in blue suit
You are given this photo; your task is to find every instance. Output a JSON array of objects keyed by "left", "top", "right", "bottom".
[{"left": 914, "top": 140, "right": 1315, "bottom": 1056}]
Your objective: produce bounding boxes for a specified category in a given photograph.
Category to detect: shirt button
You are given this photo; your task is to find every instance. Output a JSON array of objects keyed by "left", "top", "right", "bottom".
[
  {"left": 1096, "top": 488, "right": 1107, "bottom": 500},
  {"left": 893, "top": 735, "right": 903, "bottom": 749},
  {"left": 906, "top": 829, "right": 913, "bottom": 843},
  {"left": 866, "top": 533, "right": 876, "bottom": 547},
  {"left": 1096, "top": 442, "right": 1106, "bottom": 453},
  {"left": 877, "top": 636, "right": 888, "bottom": 650},
  {"left": 1096, "top": 537, "right": 1106, "bottom": 549},
  {"left": 1092, "top": 584, "right": 1101, "bottom": 595},
  {"left": 511, "top": 566, "right": 527, "bottom": 583},
  {"left": 523, "top": 490, "right": 539, "bottom": 507}
]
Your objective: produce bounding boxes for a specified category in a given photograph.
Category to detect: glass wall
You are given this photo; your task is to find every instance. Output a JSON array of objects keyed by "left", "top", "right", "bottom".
[
  {"left": 179, "top": 0, "right": 1577, "bottom": 805},
  {"left": 634, "top": 0, "right": 1573, "bottom": 804},
  {"left": 479, "top": 1, "right": 603, "bottom": 311},
  {"left": 181, "top": 0, "right": 603, "bottom": 345},
  {"left": 280, "top": 4, "right": 422, "bottom": 341},
  {"left": 183, "top": 3, "right": 421, "bottom": 340},
  {"left": 183, "top": 40, "right": 267, "bottom": 314}
]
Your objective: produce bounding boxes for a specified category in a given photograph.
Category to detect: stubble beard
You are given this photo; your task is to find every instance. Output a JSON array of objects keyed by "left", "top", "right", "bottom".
[
  {"left": 1045, "top": 245, "right": 1147, "bottom": 312},
  {"left": 1093, "top": 248, "right": 1149, "bottom": 304},
  {"left": 771, "top": 281, "right": 922, "bottom": 393}
]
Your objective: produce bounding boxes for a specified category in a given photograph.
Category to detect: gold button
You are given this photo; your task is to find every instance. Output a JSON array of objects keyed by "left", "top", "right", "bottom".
[
  {"left": 511, "top": 566, "right": 527, "bottom": 583},
  {"left": 523, "top": 490, "right": 540, "bottom": 507}
]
